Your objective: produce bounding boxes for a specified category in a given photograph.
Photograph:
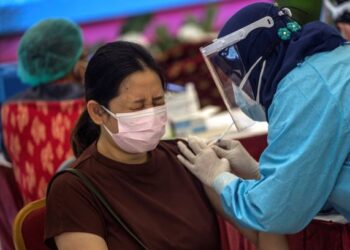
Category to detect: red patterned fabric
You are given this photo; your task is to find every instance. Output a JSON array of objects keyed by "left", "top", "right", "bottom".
[
  {"left": 218, "top": 218, "right": 256, "bottom": 250},
  {"left": 287, "top": 220, "right": 350, "bottom": 250},
  {"left": 219, "top": 217, "right": 350, "bottom": 250},
  {"left": 1, "top": 99, "right": 84, "bottom": 203}
]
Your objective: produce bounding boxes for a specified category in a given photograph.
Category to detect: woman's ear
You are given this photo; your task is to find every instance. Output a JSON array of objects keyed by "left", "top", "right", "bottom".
[{"left": 87, "top": 100, "right": 106, "bottom": 125}]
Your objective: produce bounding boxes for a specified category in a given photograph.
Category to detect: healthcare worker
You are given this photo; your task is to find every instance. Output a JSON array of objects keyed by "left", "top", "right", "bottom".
[{"left": 178, "top": 2, "right": 350, "bottom": 233}]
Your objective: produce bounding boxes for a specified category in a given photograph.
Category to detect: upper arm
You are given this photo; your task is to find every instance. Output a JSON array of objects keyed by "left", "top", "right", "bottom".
[
  {"left": 221, "top": 67, "right": 349, "bottom": 233},
  {"left": 55, "top": 232, "right": 108, "bottom": 250},
  {"left": 45, "top": 173, "right": 106, "bottom": 247},
  {"left": 203, "top": 185, "right": 259, "bottom": 245}
]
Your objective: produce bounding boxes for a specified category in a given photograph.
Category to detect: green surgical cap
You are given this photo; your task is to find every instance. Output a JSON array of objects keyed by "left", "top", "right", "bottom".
[{"left": 18, "top": 18, "right": 83, "bottom": 86}]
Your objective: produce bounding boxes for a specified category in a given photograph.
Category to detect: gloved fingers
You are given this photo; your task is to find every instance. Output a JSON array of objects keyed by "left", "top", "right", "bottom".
[
  {"left": 177, "top": 141, "right": 196, "bottom": 163},
  {"left": 177, "top": 154, "right": 195, "bottom": 170},
  {"left": 217, "top": 139, "right": 240, "bottom": 150},
  {"left": 220, "top": 158, "right": 230, "bottom": 168},
  {"left": 188, "top": 136, "right": 208, "bottom": 154},
  {"left": 211, "top": 145, "right": 228, "bottom": 158}
]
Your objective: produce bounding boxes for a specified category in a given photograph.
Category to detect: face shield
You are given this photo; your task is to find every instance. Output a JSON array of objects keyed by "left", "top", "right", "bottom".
[{"left": 200, "top": 16, "right": 274, "bottom": 131}]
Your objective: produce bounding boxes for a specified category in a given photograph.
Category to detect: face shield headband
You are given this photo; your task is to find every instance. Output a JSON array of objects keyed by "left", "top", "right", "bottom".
[
  {"left": 200, "top": 16, "right": 274, "bottom": 131},
  {"left": 324, "top": 0, "right": 350, "bottom": 22}
]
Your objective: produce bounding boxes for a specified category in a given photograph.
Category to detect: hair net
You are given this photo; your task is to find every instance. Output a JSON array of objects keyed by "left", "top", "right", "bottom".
[{"left": 17, "top": 18, "right": 83, "bottom": 86}]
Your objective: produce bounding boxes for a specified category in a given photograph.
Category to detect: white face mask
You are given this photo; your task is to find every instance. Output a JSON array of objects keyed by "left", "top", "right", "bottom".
[
  {"left": 233, "top": 56, "right": 267, "bottom": 122},
  {"left": 102, "top": 105, "right": 167, "bottom": 154}
]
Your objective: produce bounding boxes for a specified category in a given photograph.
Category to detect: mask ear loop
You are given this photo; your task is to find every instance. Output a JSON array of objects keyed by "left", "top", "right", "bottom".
[
  {"left": 253, "top": 37, "right": 281, "bottom": 103},
  {"left": 100, "top": 105, "right": 120, "bottom": 136},
  {"left": 101, "top": 105, "right": 118, "bottom": 119},
  {"left": 256, "top": 59, "right": 266, "bottom": 103},
  {"left": 238, "top": 56, "right": 263, "bottom": 89}
]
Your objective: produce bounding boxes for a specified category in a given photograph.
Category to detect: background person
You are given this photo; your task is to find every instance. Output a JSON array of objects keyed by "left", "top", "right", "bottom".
[{"left": 1, "top": 18, "right": 87, "bottom": 202}]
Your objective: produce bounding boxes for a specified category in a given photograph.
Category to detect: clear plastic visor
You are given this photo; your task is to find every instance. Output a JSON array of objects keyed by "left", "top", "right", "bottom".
[{"left": 200, "top": 16, "right": 273, "bottom": 131}]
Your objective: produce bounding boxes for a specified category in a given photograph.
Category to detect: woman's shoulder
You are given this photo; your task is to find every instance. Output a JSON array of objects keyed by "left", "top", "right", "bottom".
[
  {"left": 47, "top": 168, "right": 87, "bottom": 201},
  {"left": 45, "top": 166, "right": 106, "bottom": 249},
  {"left": 47, "top": 145, "right": 96, "bottom": 199},
  {"left": 69, "top": 142, "right": 97, "bottom": 169},
  {"left": 158, "top": 139, "right": 187, "bottom": 155}
]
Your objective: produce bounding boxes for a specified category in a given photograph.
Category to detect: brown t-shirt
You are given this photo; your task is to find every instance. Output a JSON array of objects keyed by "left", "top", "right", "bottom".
[{"left": 45, "top": 140, "right": 220, "bottom": 249}]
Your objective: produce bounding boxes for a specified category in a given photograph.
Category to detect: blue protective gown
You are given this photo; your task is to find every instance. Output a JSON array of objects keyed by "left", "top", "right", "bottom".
[{"left": 215, "top": 44, "right": 350, "bottom": 233}]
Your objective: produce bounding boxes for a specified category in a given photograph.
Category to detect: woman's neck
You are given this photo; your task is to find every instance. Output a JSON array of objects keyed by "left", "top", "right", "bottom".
[{"left": 96, "top": 136, "right": 148, "bottom": 164}]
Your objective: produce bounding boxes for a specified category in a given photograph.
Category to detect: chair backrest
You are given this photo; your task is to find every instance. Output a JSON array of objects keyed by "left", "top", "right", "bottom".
[
  {"left": 1, "top": 99, "right": 85, "bottom": 203},
  {"left": 13, "top": 198, "right": 48, "bottom": 250},
  {"left": 0, "top": 164, "right": 23, "bottom": 250}
]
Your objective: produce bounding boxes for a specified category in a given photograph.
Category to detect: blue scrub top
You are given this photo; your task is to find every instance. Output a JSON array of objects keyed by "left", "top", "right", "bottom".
[{"left": 216, "top": 45, "right": 350, "bottom": 233}]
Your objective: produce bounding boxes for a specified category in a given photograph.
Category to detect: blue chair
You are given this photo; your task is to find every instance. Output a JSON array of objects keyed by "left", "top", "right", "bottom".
[
  {"left": 0, "top": 63, "right": 28, "bottom": 154},
  {"left": 0, "top": 63, "right": 28, "bottom": 104}
]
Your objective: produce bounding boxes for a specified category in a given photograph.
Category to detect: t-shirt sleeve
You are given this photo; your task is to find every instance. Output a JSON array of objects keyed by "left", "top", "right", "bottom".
[
  {"left": 163, "top": 139, "right": 209, "bottom": 195},
  {"left": 45, "top": 172, "right": 106, "bottom": 249}
]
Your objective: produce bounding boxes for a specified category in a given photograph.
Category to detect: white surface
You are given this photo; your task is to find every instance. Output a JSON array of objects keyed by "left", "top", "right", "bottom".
[
  {"left": 199, "top": 109, "right": 268, "bottom": 141},
  {"left": 314, "top": 214, "right": 348, "bottom": 224},
  {"left": 0, "top": 153, "right": 11, "bottom": 168},
  {"left": 166, "top": 83, "right": 200, "bottom": 119}
]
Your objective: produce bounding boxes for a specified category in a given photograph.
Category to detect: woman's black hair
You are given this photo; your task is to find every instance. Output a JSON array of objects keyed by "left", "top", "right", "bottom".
[{"left": 71, "top": 41, "right": 165, "bottom": 157}]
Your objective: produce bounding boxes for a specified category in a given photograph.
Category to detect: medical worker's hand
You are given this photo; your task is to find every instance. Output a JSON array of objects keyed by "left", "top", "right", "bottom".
[
  {"left": 177, "top": 136, "right": 230, "bottom": 187},
  {"left": 212, "top": 139, "right": 260, "bottom": 180}
]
